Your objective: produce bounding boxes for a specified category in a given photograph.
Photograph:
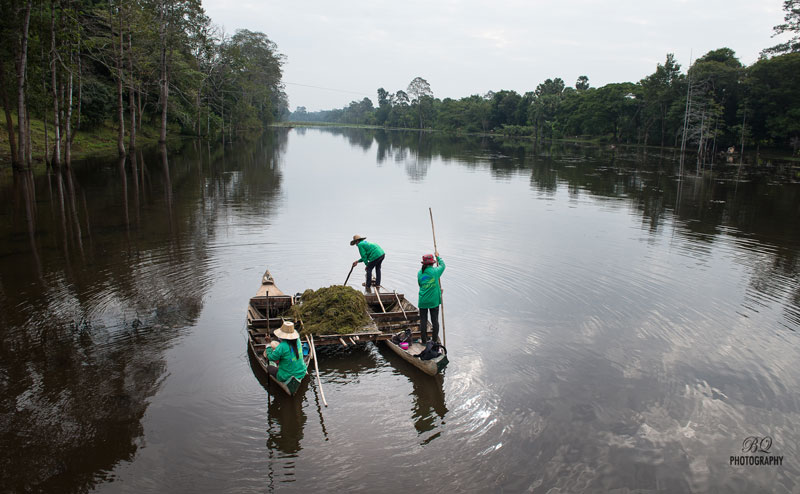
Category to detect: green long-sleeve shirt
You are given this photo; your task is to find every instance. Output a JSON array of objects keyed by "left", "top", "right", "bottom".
[
  {"left": 357, "top": 240, "right": 385, "bottom": 264},
  {"left": 265, "top": 339, "right": 307, "bottom": 382},
  {"left": 417, "top": 256, "right": 445, "bottom": 309}
]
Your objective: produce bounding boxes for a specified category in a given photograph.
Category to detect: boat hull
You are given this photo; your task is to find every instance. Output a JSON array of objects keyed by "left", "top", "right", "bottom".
[{"left": 384, "top": 339, "right": 448, "bottom": 376}]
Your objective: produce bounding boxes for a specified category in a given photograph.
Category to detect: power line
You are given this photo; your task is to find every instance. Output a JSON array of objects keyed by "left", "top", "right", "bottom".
[{"left": 283, "top": 81, "right": 371, "bottom": 97}]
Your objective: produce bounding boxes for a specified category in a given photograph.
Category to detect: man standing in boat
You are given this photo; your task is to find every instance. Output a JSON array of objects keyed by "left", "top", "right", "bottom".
[
  {"left": 264, "top": 321, "right": 307, "bottom": 382},
  {"left": 350, "top": 234, "right": 385, "bottom": 290},
  {"left": 418, "top": 251, "right": 445, "bottom": 344}
]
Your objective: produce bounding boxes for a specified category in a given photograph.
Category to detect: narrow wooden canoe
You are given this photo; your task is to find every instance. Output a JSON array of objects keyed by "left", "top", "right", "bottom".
[
  {"left": 246, "top": 270, "right": 311, "bottom": 396},
  {"left": 366, "top": 288, "right": 449, "bottom": 376},
  {"left": 384, "top": 339, "right": 449, "bottom": 376}
]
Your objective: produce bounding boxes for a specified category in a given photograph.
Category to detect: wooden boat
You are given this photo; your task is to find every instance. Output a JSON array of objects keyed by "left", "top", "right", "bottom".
[
  {"left": 384, "top": 339, "right": 449, "bottom": 376},
  {"left": 366, "top": 288, "right": 448, "bottom": 376},
  {"left": 246, "top": 270, "right": 312, "bottom": 396}
]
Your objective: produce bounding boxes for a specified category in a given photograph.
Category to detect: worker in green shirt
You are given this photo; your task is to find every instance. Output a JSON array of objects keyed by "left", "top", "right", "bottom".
[
  {"left": 350, "top": 234, "right": 385, "bottom": 290},
  {"left": 264, "top": 321, "right": 307, "bottom": 382},
  {"left": 418, "top": 251, "right": 445, "bottom": 343}
]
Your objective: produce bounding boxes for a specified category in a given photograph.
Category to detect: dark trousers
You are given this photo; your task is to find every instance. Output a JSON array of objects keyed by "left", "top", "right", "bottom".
[
  {"left": 365, "top": 254, "right": 385, "bottom": 288},
  {"left": 267, "top": 364, "right": 279, "bottom": 377},
  {"left": 419, "top": 306, "right": 440, "bottom": 343}
]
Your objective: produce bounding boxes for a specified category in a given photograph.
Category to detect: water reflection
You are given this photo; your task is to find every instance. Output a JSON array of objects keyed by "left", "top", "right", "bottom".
[
  {"left": 248, "top": 352, "right": 308, "bottom": 457},
  {"left": 0, "top": 127, "right": 797, "bottom": 493},
  {"left": 0, "top": 133, "right": 287, "bottom": 491},
  {"left": 378, "top": 346, "right": 448, "bottom": 442},
  {"left": 312, "top": 127, "right": 799, "bottom": 330}
]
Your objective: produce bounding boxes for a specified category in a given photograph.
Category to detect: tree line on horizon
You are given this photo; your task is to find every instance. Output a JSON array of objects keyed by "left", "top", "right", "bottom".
[
  {"left": 291, "top": 49, "right": 799, "bottom": 155},
  {"left": 291, "top": 1, "right": 800, "bottom": 155},
  {"left": 1, "top": 0, "right": 289, "bottom": 170}
]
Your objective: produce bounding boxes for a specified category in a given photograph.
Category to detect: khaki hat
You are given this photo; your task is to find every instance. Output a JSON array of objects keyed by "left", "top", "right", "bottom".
[
  {"left": 350, "top": 234, "right": 367, "bottom": 245},
  {"left": 274, "top": 320, "right": 299, "bottom": 340}
]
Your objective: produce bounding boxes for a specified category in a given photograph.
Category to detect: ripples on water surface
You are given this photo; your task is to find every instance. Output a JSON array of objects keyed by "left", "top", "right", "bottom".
[{"left": 0, "top": 128, "right": 798, "bottom": 492}]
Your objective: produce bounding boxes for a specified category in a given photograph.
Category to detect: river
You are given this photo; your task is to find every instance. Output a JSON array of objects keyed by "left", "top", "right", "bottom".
[{"left": 1, "top": 127, "right": 798, "bottom": 492}]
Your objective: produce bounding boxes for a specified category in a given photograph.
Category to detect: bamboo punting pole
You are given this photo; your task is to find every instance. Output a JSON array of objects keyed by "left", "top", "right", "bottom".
[
  {"left": 374, "top": 286, "right": 386, "bottom": 313},
  {"left": 307, "top": 335, "right": 327, "bottom": 407},
  {"left": 429, "top": 207, "right": 446, "bottom": 347}
]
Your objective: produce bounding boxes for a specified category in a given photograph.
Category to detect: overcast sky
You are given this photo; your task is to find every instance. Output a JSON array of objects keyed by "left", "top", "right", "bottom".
[{"left": 204, "top": 0, "right": 786, "bottom": 112}]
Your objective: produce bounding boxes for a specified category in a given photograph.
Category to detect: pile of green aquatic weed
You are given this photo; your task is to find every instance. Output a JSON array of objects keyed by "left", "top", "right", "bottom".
[{"left": 289, "top": 285, "right": 370, "bottom": 335}]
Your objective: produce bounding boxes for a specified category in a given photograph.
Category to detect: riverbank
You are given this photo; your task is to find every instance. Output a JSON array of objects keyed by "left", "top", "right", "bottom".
[{"left": 0, "top": 109, "right": 167, "bottom": 176}]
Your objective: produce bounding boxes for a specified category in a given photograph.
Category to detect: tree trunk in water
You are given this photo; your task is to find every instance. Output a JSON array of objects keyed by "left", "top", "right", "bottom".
[
  {"left": 0, "top": 61, "right": 18, "bottom": 165},
  {"left": 26, "top": 105, "right": 32, "bottom": 165},
  {"left": 76, "top": 42, "right": 82, "bottom": 131},
  {"left": 50, "top": 1, "right": 61, "bottom": 168},
  {"left": 128, "top": 32, "right": 136, "bottom": 150},
  {"left": 65, "top": 55, "right": 73, "bottom": 168},
  {"left": 38, "top": 12, "right": 49, "bottom": 166},
  {"left": 158, "top": 0, "right": 168, "bottom": 143},
  {"left": 137, "top": 88, "right": 143, "bottom": 132},
  {"left": 116, "top": 4, "right": 125, "bottom": 156},
  {"left": 16, "top": 0, "right": 33, "bottom": 169}
]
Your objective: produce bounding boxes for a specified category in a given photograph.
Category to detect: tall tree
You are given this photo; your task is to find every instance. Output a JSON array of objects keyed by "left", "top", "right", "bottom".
[
  {"left": 15, "top": 0, "right": 33, "bottom": 168},
  {"left": 762, "top": 0, "right": 800, "bottom": 56},
  {"left": 407, "top": 76, "right": 432, "bottom": 128}
]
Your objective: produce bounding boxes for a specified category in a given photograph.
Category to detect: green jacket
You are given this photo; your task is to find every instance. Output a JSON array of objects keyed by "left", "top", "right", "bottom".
[
  {"left": 357, "top": 240, "right": 385, "bottom": 264},
  {"left": 417, "top": 256, "right": 445, "bottom": 309},
  {"left": 265, "top": 339, "right": 307, "bottom": 382}
]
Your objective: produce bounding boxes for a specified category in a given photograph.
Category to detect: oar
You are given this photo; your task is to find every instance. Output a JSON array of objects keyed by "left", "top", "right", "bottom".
[
  {"left": 306, "top": 335, "right": 327, "bottom": 407},
  {"left": 429, "top": 207, "right": 446, "bottom": 347},
  {"left": 344, "top": 263, "right": 355, "bottom": 286}
]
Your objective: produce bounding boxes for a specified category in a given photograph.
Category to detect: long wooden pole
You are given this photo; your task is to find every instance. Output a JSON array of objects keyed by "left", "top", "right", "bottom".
[
  {"left": 428, "top": 207, "right": 445, "bottom": 346},
  {"left": 374, "top": 286, "right": 386, "bottom": 313},
  {"left": 307, "top": 335, "right": 327, "bottom": 407},
  {"left": 344, "top": 264, "right": 355, "bottom": 285},
  {"left": 393, "top": 290, "right": 408, "bottom": 320}
]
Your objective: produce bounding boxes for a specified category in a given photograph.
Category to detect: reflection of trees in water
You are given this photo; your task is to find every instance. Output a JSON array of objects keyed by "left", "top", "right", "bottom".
[
  {"left": 0, "top": 132, "right": 287, "bottom": 491},
  {"left": 318, "top": 126, "right": 376, "bottom": 152},
  {"left": 319, "top": 127, "right": 800, "bottom": 329}
]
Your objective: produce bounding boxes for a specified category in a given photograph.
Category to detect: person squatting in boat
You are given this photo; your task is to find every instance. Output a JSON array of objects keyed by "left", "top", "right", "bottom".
[{"left": 264, "top": 321, "right": 307, "bottom": 382}]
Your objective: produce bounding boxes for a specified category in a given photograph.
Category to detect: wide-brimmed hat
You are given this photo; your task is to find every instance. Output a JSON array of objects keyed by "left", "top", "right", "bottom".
[
  {"left": 421, "top": 254, "right": 436, "bottom": 265},
  {"left": 350, "top": 234, "right": 367, "bottom": 245},
  {"left": 274, "top": 320, "right": 299, "bottom": 340}
]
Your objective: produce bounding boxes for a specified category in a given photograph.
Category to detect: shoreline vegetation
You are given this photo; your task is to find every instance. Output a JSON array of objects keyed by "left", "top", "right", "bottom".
[
  {"left": 3, "top": 1, "right": 798, "bottom": 174},
  {"left": 288, "top": 50, "right": 800, "bottom": 161},
  {"left": 1, "top": 0, "right": 288, "bottom": 173}
]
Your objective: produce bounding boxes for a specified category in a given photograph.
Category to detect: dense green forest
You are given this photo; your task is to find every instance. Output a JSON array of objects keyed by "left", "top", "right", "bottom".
[
  {"left": 1, "top": 0, "right": 288, "bottom": 170},
  {"left": 292, "top": 2, "right": 800, "bottom": 155}
]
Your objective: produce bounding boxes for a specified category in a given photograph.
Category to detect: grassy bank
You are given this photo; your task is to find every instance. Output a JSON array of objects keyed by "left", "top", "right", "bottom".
[{"left": 0, "top": 109, "right": 166, "bottom": 174}]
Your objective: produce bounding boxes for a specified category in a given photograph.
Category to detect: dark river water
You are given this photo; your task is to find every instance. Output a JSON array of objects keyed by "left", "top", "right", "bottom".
[{"left": 1, "top": 127, "right": 799, "bottom": 493}]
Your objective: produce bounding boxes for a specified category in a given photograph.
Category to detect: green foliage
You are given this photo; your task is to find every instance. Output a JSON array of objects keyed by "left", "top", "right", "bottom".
[
  {"left": 80, "top": 81, "right": 114, "bottom": 130},
  {"left": 289, "top": 286, "right": 371, "bottom": 336},
  {"left": 745, "top": 53, "right": 800, "bottom": 146},
  {"left": 283, "top": 48, "right": 798, "bottom": 152},
  {"left": 762, "top": 0, "right": 800, "bottom": 56}
]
